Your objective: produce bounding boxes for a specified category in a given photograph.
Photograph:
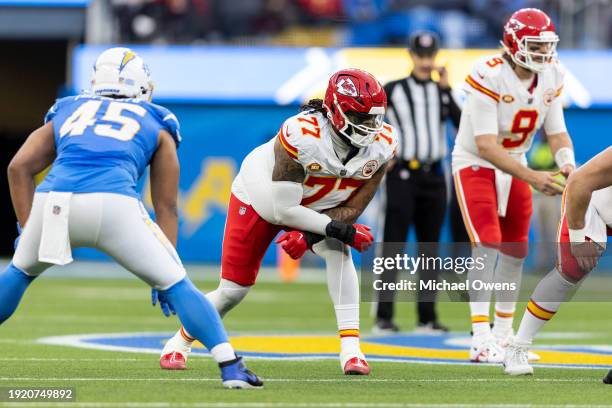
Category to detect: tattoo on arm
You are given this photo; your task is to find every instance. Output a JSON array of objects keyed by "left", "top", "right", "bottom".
[
  {"left": 321, "top": 162, "right": 387, "bottom": 224},
  {"left": 321, "top": 206, "right": 361, "bottom": 225},
  {"left": 272, "top": 138, "right": 305, "bottom": 183}
]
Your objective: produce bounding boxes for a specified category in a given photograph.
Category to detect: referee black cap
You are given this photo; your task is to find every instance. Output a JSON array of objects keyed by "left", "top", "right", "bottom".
[{"left": 408, "top": 31, "right": 440, "bottom": 56}]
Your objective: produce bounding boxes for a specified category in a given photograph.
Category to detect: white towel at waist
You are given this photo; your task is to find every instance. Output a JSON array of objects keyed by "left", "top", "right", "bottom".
[
  {"left": 494, "top": 169, "right": 513, "bottom": 217},
  {"left": 38, "top": 191, "right": 73, "bottom": 265}
]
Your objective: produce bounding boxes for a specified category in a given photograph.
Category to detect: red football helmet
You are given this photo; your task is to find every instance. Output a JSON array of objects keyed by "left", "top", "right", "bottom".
[
  {"left": 502, "top": 8, "right": 559, "bottom": 72},
  {"left": 323, "top": 68, "right": 386, "bottom": 147}
]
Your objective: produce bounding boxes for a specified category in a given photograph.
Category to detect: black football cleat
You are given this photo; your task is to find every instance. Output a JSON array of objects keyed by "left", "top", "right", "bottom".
[{"left": 603, "top": 369, "right": 612, "bottom": 384}]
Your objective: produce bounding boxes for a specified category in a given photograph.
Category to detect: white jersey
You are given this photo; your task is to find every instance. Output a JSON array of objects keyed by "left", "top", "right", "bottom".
[
  {"left": 232, "top": 110, "right": 398, "bottom": 219},
  {"left": 452, "top": 54, "right": 566, "bottom": 173},
  {"left": 560, "top": 186, "right": 612, "bottom": 246},
  {"left": 591, "top": 186, "right": 612, "bottom": 229}
]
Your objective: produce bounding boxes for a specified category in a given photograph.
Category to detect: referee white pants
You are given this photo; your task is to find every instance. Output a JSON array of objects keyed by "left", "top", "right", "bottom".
[{"left": 13, "top": 192, "right": 186, "bottom": 290}]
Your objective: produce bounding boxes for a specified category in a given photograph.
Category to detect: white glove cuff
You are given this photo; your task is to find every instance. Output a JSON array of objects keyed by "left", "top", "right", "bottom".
[{"left": 555, "top": 147, "right": 575, "bottom": 169}]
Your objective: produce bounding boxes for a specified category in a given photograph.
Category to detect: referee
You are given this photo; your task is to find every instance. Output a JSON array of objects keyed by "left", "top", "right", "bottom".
[{"left": 375, "top": 31, "right": 461, "bottom": 333}]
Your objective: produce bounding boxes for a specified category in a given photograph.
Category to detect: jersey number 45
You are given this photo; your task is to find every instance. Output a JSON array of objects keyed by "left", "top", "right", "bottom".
[{"left": 60, "top": 100, "right": 147, "bottom": 141}]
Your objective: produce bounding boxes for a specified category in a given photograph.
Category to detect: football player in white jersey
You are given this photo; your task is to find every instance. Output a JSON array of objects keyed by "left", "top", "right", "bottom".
[
  {"left": 504, "top": 147, "right": 612, "bottom": 375},
  {"left": 451, "top": 8, "right": 576, "bottom": 362},
  {"left": 156, "top": 69, "right": 398, "bottom": 375}
]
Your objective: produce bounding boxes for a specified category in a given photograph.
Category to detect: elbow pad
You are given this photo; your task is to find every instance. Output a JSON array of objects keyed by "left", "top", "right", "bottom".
[{"left": 270, "top": 181, "right": 331, "bottom": 235}]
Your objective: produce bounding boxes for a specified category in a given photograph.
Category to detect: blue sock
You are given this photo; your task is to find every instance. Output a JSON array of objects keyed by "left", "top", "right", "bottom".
[
  {"left": 160, "top": 277, "right": 229, "bottom": 350},
  {"left": 0, "top": 263, "right": 36, "bottom": 324}
]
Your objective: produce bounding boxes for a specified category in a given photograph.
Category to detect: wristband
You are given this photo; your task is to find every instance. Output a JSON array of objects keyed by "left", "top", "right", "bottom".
[
  {"left": 568, "top": 227, "right": 586, "bottom": 243},
  {"left": 325, "top": 220, "right": 355, "bottom": 245},
  {"left": 555, "top": 147, "right": 575, "bottom": 169}
]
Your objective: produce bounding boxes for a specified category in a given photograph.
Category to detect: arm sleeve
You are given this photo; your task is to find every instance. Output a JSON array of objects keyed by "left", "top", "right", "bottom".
[
  {"left": 543, "top": 89, "right": 567, "bottom": 136},
  {"left": 270, "top": 181, "right": 331, "bottom": 235},
  {"left": 468, "top": 94, "right": 498, "bottom": 136}
]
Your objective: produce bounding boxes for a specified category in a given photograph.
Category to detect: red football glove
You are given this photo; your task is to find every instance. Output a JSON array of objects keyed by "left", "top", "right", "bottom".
[
  {"left": 351, "top": 224, "right": 374, "bottom": 252},
  {"left": 276, "top": 231, "right": 308, "bottom": 259}
]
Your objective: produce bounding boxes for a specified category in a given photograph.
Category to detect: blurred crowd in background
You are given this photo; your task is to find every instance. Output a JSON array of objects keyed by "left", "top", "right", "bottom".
[{"left": 109, "top": 0, "right": 612, "bottom": 48}]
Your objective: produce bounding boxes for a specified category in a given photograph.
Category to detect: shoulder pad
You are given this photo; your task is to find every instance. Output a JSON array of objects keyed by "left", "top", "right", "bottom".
[
  {"left": 278, "top": 112, "right": 324, "bottom": 163},
  {"left": 374, "top": 123, "right": 399, "bottom": 161},
  {"left": 464, "top": 55, "right": 504, "bottom": 103},
  {"left": 44, "top": 95, "right": 80, "bottom": 124},
  {"left": 148, "top": 103, "right": 181, "bottom": 147},
  {"left": 549, "top": 60, "right": 566, "bottom": 96}
]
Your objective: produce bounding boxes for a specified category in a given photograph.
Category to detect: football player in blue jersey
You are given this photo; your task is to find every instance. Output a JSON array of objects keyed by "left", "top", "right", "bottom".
[{"left": 0, "top": 47, "right": 262, "bottom": 389}]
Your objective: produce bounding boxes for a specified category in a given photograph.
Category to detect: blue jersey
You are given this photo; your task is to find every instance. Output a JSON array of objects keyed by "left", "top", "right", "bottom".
[{"left": 37, "top": 95, "right": 180, "bottom": 198}]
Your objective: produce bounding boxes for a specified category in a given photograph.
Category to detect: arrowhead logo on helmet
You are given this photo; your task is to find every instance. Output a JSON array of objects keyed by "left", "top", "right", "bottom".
[
  {"left": 505, "top": 18, "right": 526, "bottom": 34},
  {"left": 323, "top": 69, "right": 387, "bottom": 148},
  {"left": 336, "top": 78, "right": 358, "bottom": 97}
]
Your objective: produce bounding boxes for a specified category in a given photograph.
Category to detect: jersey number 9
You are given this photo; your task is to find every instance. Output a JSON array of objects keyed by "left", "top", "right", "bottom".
[
  {"left": 502, "top": 109, "right": 539, "bottom": 149},
  {"left": 59, "top": 100, "right": 147, "bottom": 141}
]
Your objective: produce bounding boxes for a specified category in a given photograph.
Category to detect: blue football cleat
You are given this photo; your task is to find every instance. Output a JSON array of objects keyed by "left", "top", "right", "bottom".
[{"left": 219, "top": 356, "right": 263, "bottom": 389}]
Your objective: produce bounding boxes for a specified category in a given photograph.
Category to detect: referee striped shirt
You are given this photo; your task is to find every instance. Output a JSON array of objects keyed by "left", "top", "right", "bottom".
[{"left": 384, "top": 75, "right": 461, "bottom": 163}]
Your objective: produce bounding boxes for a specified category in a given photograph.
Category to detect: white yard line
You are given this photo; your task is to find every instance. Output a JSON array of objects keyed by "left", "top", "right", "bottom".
[
  {"left": 0, "top": 358, "right": 149, "bottom": 362},
  {"left": 0, "top": 377, "right": 598, "bottom": 383},
  {"left": 1, "top": 403, "right": 612, "bottom": 408}
]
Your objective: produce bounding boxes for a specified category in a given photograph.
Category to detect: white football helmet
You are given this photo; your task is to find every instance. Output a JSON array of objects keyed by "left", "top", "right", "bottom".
[{"left": 90, "top": 47, "right": 154, "bottom": 101}]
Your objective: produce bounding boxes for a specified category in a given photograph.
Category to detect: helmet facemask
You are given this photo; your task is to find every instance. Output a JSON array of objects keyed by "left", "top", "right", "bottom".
[
  {"left": 331, "top": 94, "right": 384, "bottom": 148},
  {"left": 504, "top": 31, "right": 558, "bottom": 73}
]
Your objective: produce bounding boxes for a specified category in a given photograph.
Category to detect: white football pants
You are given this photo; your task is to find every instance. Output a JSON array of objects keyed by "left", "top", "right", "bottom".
[{"left": 13, "top": 192, "right": 186, "bottom": 290}]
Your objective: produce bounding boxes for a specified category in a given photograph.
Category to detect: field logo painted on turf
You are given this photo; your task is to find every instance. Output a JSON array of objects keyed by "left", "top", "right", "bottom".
[{"left": 38, "top": 332, "right": 612, "bottom": 369}]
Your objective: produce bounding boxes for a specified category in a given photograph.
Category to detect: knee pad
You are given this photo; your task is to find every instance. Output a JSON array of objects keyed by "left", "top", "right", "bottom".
[
  {"left": 312, "top": 238, "right": 350, "bottom": 260},
  {"left": 556, "top": 259, "right": 588, "bottom": 283},
  {"left": 206, "top": 279, "right": 250, "bottom": 317}
]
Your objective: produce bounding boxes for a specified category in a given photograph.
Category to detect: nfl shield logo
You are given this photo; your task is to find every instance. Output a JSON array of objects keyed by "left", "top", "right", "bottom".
[
  {"left": 52, "top": 205, "right": 61, "bottom": 215},
  {"left": 239, "top": 206, "right": 247, "bottom": 216}
]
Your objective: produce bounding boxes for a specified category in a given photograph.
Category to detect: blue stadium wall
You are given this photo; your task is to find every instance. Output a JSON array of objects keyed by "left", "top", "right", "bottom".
[
  {"left": 69, "top": 46, "right": 612, "bottom": 265},
  {"left": 72, "top": 103, "right": 611, "bottom": 265}
]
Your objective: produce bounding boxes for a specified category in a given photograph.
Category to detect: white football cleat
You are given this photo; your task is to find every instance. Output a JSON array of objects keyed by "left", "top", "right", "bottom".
[
  {"left": 503, "top": 340, "right": 534, "bottom": 376},
  {"left": 340, "top": 350, "right": 371, "bottom": 375},
  {"left": 470, "top": 335, "right": 505, "bottom": 363},
  {"left": 160, "top": 335, "right": 191, "bottom": 370},
  {"left": 495, "top": 330, "right": 541, "bottom": 362}
]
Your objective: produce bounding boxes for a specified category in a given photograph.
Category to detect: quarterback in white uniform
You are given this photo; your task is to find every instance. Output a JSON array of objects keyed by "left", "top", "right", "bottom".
[
  {"left": 451, "top": 8, "right": 576, "bottom": 362},
  {"left": 157, "top": 68, "right": 398, "bottom": 375}
]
